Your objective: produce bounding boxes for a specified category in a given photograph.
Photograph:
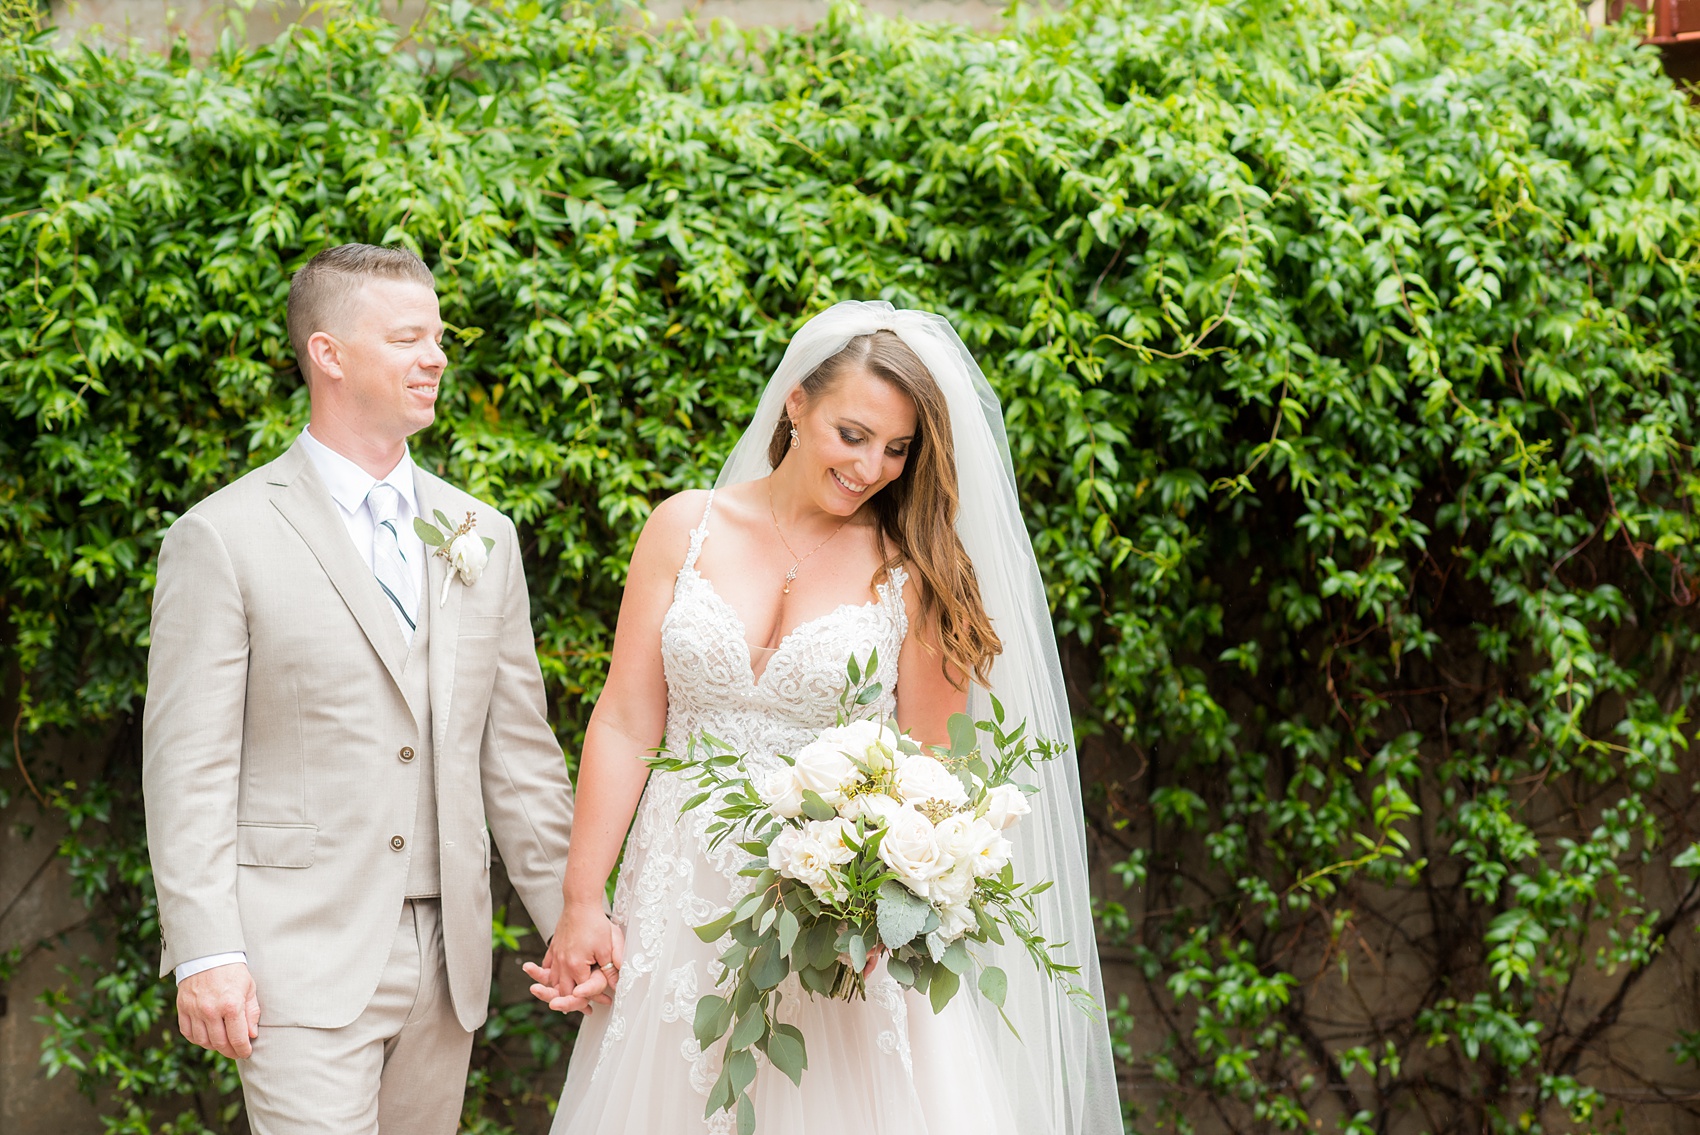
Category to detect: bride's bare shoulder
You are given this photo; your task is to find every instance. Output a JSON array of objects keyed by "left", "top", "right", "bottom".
[
  {"left": 629, "top": 490, "right": 713, "bottom": 573},
  {"left": 709, "top": 478, "right": 768, "bottom": 517}
]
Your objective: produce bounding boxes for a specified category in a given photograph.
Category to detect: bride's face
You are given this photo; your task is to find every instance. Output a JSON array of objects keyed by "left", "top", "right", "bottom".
[{"left": 787, "top": 368, "right": 917, "bottom": 516}]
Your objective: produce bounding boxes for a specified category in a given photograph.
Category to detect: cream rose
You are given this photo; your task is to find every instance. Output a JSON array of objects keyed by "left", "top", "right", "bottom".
[
  {"left": 928, "top": 860, "right": 978, "bottom": 907},
  {"left": 877, "top": 804, "right": 949, "bottom": 893},
  {"left": 936, "top": 815, "right": 1009, "bottom": 879},
  {"left": 933, "top": 814, "right": 981, "bottom": 865},
  {"left": 935, "top": 899, "right": 978, "bottom": 944},
  {"left": 894, "top": 754, "right": 968, "bottom": 809},
  {"left": 817, "top": 719, "right": 900, "bottom": 773},
  {"left": 804, "top": 817, "right": 859, "bottom": 864},
  {"left": 757, "top": 766, "right": 806, "bottom": 819},
  {"left": 790, "top": 739, "right": 864, "bottom": 806},
  {"left": 774, "top": 830, "right": 848, "bottom": 904},
  {"left": 447, "top": 531, "right": 490, "bottom": 584},
  {"left": 981, "top": 783, "right": 1033, "bottom": 831},
  {"left": 767, "top": 826, "right": 804, "bottom": 875},
  {"left": 838, "top": 790, "right": 900, "bottom": 825}
]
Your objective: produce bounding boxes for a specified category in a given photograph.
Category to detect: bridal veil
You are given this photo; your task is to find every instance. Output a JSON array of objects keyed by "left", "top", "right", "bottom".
[{"left": 715, "top": 300, "right": 1124, "bottom": 1134}]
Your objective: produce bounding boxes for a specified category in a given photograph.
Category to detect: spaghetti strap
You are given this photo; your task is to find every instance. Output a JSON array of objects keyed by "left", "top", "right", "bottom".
[{"left": 681, "top": 490, "right": 715, "bottom": 573}]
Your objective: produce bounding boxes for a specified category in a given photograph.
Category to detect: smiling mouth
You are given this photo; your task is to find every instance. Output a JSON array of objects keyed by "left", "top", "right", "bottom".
[
  {"left": 831, "top": 469, "right": 868, "bottom": 494},
  {"left": 408, "top": 382, "right": 439, "bottom": 398}
]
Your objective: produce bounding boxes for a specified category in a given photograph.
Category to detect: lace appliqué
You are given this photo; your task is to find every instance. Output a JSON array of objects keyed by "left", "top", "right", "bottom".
[{"left": 871, "top": 973, "right": 914, "bottom": 1073}]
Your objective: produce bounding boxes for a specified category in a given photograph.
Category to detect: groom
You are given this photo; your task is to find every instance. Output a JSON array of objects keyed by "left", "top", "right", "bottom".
[{"left": 143, "top": 244, "right": 582, "bottom": 1133}]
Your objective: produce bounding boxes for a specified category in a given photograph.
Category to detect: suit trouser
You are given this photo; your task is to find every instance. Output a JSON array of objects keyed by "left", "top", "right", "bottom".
[{"left": 240, "top": 898, "right": 474, "bottom": 1135}]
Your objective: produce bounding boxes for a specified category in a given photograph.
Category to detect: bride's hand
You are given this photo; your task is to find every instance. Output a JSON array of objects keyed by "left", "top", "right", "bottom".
[{"left": 524, "top": 906, "right": 625, "bottom": 1015}]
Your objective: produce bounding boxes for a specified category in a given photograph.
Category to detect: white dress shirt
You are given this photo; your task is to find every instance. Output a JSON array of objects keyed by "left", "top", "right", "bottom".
[{"left": 174, "top": 429, "right": 425, "bottom": 983}]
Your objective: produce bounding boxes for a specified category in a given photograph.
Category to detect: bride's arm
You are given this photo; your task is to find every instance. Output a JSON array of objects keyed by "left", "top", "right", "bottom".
[
  {"left": 894, "top": 581, "right": 969, "bottom": 749},
  {"left": 524, "top": 490, "right": 703, "bottom": 1013}
]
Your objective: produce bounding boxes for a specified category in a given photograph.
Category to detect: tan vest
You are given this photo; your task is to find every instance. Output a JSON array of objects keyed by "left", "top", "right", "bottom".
[{"left": 401, "top": 587, "right": 441, "bottom": 898}]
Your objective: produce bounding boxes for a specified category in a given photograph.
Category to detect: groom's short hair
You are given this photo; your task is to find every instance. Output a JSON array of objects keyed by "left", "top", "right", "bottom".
[{"left": 287, "top": 244, "right": 437, "bottom": 382}]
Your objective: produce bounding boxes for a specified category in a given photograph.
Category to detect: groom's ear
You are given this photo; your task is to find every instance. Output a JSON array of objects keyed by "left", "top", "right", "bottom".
[{"left": 305, "top": 330, "right": 344, "bottom": 387}]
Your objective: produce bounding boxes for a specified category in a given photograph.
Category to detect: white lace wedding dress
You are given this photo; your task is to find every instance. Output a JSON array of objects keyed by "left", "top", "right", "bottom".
[{"left": 553, "top": 494, "right": 1018, "bottom": 1134}]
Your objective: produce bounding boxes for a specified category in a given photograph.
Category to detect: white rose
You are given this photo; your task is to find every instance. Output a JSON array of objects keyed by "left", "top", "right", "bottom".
[
  {"left": 982, "top": 783, "right": 1032, "bottom": 831},
  {"left": 877, "top": 804, "right": 949, "bottom": 892},
  {"left": 778, "top": 832, "right": 850, "bottom": 905},
  {"left": 933, "top": 814, "right": 979, "bottom": 866},
  {"left": 818, "top": 719, "right": 901, "bottom": 773},
  {"left": 929, "top": 860, "right": 977, "bottom": 907},
  {"left": 894, "top": 755, "right": 968, "bottom": 809},
  {"left": 757, "top": 767, "right": 805, "bottom": 819},
  {"left": 767, "top": 826, "right": 804, "bottom": 875},
  {"left": 809, "top": 872, "right": 850, "bottom": 905},
  {"left": 966, "top": 830, "right": 1012, "bottom": 879},
  {"left": 936, "top": 899, "right": 977, "bottom": 944},
  {"left": 936, "top": 815, "right": 1008, "bottom": 879},
  {"left": 838, "top": 790, "right": 900, "bottom": 825},
  {"left": 790, "top": 739, "right": 864, "bottom": 806},
  {"left": 804, "top": 817, "right": 858, "bottom": 865},
  {"left": 447, "top": 531, "right": 490, "bottom": 584}
]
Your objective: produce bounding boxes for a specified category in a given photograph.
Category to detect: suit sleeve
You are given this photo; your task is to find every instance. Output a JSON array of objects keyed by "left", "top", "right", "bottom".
[
  {"left": 142, "top": 511, "right": 250, "bottom": 977},
  {"left": 480, "top": 517, "right": 575, "bottom": 939}
]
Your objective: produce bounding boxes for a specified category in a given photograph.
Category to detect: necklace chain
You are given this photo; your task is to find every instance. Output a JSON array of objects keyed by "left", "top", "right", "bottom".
[{"left": 767, "top": 480, "right": 852, "bottom": 596}]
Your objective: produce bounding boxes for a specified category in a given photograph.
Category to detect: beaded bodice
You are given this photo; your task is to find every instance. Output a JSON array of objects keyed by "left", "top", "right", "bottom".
[{"left": 656, "top": 491, "right": 908, "bottom": 788}]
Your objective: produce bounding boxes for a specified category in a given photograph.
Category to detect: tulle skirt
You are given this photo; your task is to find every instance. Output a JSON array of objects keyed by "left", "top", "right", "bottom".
[{"left": 551, "top": 776, "right": 1018, "bottom": 1135}]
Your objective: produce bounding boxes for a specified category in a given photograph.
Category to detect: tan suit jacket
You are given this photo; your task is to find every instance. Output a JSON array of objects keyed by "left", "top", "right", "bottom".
[{"left": 143, "top": 438, "right": 574, "bottom": 1030}]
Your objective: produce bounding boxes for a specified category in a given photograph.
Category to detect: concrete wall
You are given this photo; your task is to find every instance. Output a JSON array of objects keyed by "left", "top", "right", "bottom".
[
  {"left": 0, "top": 731, "right": 113, "bottom": 1135},
  {"left": 44, "top": 0, "right": 1006, "bottom": 56}
]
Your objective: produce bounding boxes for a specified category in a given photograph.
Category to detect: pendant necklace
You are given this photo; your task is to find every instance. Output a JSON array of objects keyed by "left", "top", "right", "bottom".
[{"left": 768, "top": 479, "right": 852, "bottom": 596}]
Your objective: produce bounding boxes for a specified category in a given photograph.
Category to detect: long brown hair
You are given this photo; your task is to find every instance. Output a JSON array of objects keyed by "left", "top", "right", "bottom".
[{"left": 768, "top": 331, "right": 1002, "bottom": 688}]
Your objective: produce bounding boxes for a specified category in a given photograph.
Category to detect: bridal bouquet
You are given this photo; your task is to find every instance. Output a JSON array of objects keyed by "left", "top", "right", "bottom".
[{"left": 644, "top": 652, "right": 1080, "bottom": 1131}]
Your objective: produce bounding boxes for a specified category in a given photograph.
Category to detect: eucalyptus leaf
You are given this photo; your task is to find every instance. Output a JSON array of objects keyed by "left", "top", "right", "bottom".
[
  {"left": 929, "top": 964, "right": 961, "bottom": 1015},
  {"left": 728, "top": 1007, "right": 766, "bottom": 1051},
  {"left": 693, "top": 994, "right": 733, "bottom": 1049},
  {"left": 766, "top": 1029, "right": 807, "bottom": 1086},
  {"left": 800, "top": 790, "right": 836, "bottom": 822}
]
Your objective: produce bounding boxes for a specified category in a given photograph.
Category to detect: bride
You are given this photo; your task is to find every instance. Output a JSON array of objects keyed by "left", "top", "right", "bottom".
[{"left": 526, "top": 302, "right": 1122, "bottom": 1133}]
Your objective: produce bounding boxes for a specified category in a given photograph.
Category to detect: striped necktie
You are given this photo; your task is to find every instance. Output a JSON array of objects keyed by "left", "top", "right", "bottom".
[{"left": 366, "top": 483, "right": 418, "bottom": 643}]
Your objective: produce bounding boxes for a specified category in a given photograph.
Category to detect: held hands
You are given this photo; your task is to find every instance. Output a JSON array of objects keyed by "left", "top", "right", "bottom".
[
  {"left": 524, "top": 905, "right": 625, "bottom": 1015},
  {"left": 177, "top": 962, "right": 261, "bottom": 1059}
]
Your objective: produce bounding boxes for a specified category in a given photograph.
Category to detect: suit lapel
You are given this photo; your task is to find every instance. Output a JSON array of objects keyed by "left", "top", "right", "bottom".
[
  {"left": 268, "top": 441, "right": 411, "bottom": 694},
  {"left": 418, "top": 473, "right": 463, "bottom": 758}
]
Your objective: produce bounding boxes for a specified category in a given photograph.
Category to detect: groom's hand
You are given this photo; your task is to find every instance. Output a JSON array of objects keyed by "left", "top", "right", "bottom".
[
  {"left": 524, "top": 909, "right": 624, "bottom": 1014},
  {"left": 177, "top": 963, "right": 261, "bottom": 1059}
]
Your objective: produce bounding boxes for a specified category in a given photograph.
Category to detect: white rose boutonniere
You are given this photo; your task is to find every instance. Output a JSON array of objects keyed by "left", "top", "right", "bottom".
[{"left": 413, "top": 510, "right": 495, "bottom": 605}]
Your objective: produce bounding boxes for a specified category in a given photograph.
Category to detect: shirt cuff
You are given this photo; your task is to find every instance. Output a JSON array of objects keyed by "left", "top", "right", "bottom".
[{"left": 174, "top": 951, "right": 248, "bottom": 983}]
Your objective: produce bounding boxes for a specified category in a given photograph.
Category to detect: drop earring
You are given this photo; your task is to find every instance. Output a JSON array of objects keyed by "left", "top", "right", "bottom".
[{"left": 789, "top": 427, "right": 799, "bottom": 449}]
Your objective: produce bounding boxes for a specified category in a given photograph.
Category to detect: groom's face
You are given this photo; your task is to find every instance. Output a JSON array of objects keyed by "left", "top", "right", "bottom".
[{"left": 322, "top": 278, "right": 447, "bottom": 442}]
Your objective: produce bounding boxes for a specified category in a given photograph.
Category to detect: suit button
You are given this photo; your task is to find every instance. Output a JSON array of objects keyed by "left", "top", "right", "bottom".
[
  {"left": 399, "top": 746, "right": 415, "bottom": 763},
  {"left": 390, "top": 835, "right": 406, "bottom": 851}
]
